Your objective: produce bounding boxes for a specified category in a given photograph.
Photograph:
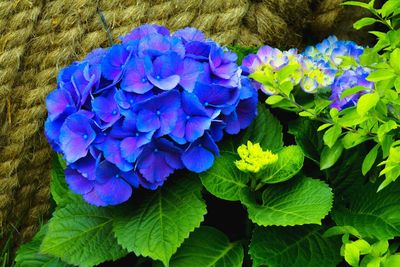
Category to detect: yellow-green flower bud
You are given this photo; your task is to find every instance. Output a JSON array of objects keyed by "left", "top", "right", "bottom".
[{"left": 235, "top": 141, "right": 278, "bottom": 173}]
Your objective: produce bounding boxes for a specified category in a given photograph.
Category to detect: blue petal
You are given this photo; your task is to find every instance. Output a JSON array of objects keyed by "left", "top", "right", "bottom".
[
  {"left": 46, "top": 89, "right": 76, "bottom": 121},
  {"left": 181, "top": 143, "right": 214, "bottom": 173},
  {"left": 120, "top": 56, "right": 153, "bottom": 93}
]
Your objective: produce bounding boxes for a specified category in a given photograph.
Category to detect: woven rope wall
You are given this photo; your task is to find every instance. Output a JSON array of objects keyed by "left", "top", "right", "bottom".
[{"left": 1, "top": 0, "right": 368, "bottom": 251}]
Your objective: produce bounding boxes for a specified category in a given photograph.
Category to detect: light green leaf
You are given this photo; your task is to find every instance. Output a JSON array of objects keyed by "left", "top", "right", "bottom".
[
  {"left": 394, "top": 77, "right": 400, "bottom": 93},
  {"left": 342, "top": 132, "right": 368, "bottom": 149},
  {"left": 357, "top": 92, "right": 380, "bottom": 116},
  {"left": 378, "top": 120, "right": 398, "bottom": 143},
  {"left": 320, "top": 141, "right": 344, "bottom": 170},
  {"left": 113, "top": 177, "right": 206, "bottom": 266},
  {"left": 40, "top": 204, "right": 126, "bottom": 267},
  {"left": 367, "top": 70, "right": 396, "bottom": 82},
  {"left": 257, "top": 145, "right": 304, "bottom": 184},
  {"left": 341, "top": 86, "right": 370, "bottom": 99},
  {"left": 200, "top": 151, "right": 250, "bottom": 201},
  {"left": 344, "top": 243, "right": 361, "bottom": 267},
  {"left": 317, "top": 123, "right": 332, "bottom": 131},
  {"left": 241, "top": 177, "right": 333, "bottom": 226},
  {"left": 242, "top": 105, "right": 284, "bottom": 152},
  {"left": 383, "top": 254, "right": 400, "bottom": 267},
  {"left": 323, "top": 226, "right": 361, "bottom": 238},
  {"left": 50, "top": 154, "right": 82, "bottom": 207},
  {"left": 370, "top": 240, "right": 389, "bottom": 257},
  {"left": 362, "top": 144, "right": 380, "bottom": 175},
  {"left": 390, "top": 49, "right": 400, "bottom": 73},
  {"left": 353, "top": 17, "right": 377, "bottom": 29},
  {"left": 166, "top": 226, "right": 243, "bottom": 267},
  {"left": 342, "top": 1, "right": 370, "bottom": 9},
  {"left": 380, "top": 0, "right": 400, "bottom": 17},
  {"left": 333, "top": 181, "right": 400, "bottom": 240},
  {"left": 338, "top": 108, "right": 368, "bottom": 127},
  {"left": 352, "top": 239, "right": 371, "bottom": 254},
  {"left": 288, "top": 118, "right": 324, "bottom": 165},
  {"left": 323, "top": 124, "right": 342, "bottom": 148},
  {"left": 249, "top": 226, "right": 341, "bottom": 267},
  {"left": 266, "top": 95, "right": 284, "bottom": 105},
  {"left": 15, "top": 224, "right": 69, "bottom": 267}
]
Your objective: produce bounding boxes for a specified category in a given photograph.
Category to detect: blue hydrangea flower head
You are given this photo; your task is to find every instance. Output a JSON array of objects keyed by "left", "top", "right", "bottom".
[{"left": 45, "top": 24, "right": 258, "bottom": 206}]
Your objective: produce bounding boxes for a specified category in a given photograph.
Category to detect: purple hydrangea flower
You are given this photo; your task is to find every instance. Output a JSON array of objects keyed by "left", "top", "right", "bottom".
[{"left": 45, "top": 24, "right": 258, "bottom": 206}]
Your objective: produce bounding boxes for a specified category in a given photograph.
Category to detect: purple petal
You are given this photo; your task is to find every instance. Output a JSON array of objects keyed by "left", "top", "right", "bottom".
[
  {"left": 120, "top": 132, "right": 153, "bottom": 162},
  {"left": 185, "top": 41, "right": 211, "bottom": 61},
  {"left": 70, "top": 154, "right": 99, "bottom": 180},
  {"left": 120, "top": 24, "right": 170, "bottom": 43},
  {"left": 94, "top": 175, "right": 132, "bottom": 205},
  {"left": 159, "top": 110, "right": 178, "bottom": 136},
  {"left": 138, "top": 151, "right": 174, "bottom": 183},
  {"left": 46, "top": 90, "right": 76, "bottom": 121},
  {"left": 173, "top": 27, "right": 205, "bottom": 43},
  {"left": 101, "top": 44, "right": 130, "bottom": 81},
  {"left": 65, "top": 167, "right": 94, "bottom": 194},
  {"left": 83, "top": 189, "right": 108, "bottom": 206},
  {"left": 179, "top": 58, "right": 203, "bottom": 92},
  {"left": 97, "top": 138, "right": 133, "bottom": 172},
  {"left": 92, "top": 91, "right": 120, "bottom": 124},
  {"left": 59, "top": 113, "right": 96, "bottom": 163},
  {"left": 121, "top": 56, "right": 153, "bottom": 93},
  {"left": 194, "top": 83, "right": 240, "bottom": 107}
]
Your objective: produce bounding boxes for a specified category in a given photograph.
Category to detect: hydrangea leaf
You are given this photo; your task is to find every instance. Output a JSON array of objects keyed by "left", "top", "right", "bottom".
[
  {"left": 40, "top": 203, "right": 126, "bottom": 267},
  {"left": 200, "top": 151, "right": 250, "bottom": 201},
  {"left": 164, "top": 226, "right": 244, "bottom": 267},
  {"left": 15, "top": 224, "right": 70, "bottom": 267},
  {"left": 50, "top": 153, "right": 82, "bottom": 207},
  {"left": 113, "top": 177, "right": 207, "bottom": 266},
  {"left": 257, "top": 145, "right": 304, "bottom": 184},
  {"left": 249, "top": 226, "right": 342, "bottom": 267},
  {"left": 288, "top": 118, "right": 323, "bottom": 165},
  {"left": 332, "top": 181, "right": 400, "bottom": 240},
  {"left": 241, "top": 177, "right": 333, "bottom": 226},
  {"left": 242, "top": 105, "right": 283, "bottom": 152}
]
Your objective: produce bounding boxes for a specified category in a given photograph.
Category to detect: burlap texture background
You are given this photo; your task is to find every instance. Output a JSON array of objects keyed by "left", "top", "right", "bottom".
[{"left": 0, "top": 0, "right": 373, "bottom": 252}]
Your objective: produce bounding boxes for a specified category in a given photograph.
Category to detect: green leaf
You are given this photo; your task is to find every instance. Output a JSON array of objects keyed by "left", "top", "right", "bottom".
[
  {"left": 353, "top": 17, "right": 377, "bottom": 29},
  {"left": 40, "top": 203, "right": 126, "bottom": 267},
  {"left": 383, "top": 254, "right": 400, "bottom": 267},
  {"left": 241, "top": 177, "right": 333, "bottom": 226},
  {"left": 257, "top": 145, "right": 304, "bottom": 184},
  {"left": 200, "top": 151, "right": 250, "bottom": 201},
  {"left": 166, "top": 226, "right": 243, "bottom": 267},
  {"left": 394, "top": 77, "right": 400, "bottom": 93},
  {"left": 342, "top": 1, "right": 370, "bottom": 9},
  {"left": 333, "top": 181, "right": 400, "bottom": 240},
  {"left": 341, "top": 86, "right": 370, "bottom": 99},
  {"left": 338, "top": 108, "right": 367, "bottom": 127},
  {"left": 362, "top": 144, "right": 380, "bottom": 175},
  {"left": 288, "top": 118, "right": 324, "bottom": 165},
  {"left": 357, "top": 92, "right": 380, "bottom": 116},
  {"left": 242, "top": 105, "right": 283, "bottom": 152},
  {"left": 371, "top": 240, "right": 389, "bottom": 257},
  {"left": 15, "top": 224, "right": 69, "bottom": 267},
  {"left": 378, "top": 120, "right": 398, "bottom": 143},
  {"left": 367, "top": 70, "right": 396, "bottom": 82},
  {"left": 266, "top": 95, "right": 284, "bottom": 105},
  {"left": 50, "top": 154, "right": 82, "bottom": 207},
  {"left": 323, "top": 124, "right": 342, "bottom": 148},
  {"left": 380, "top": 0, "right": 400, "bottom": 17},
  {"left": 320, "top": 141, "right": 344, "bottom": 170},
  {"left": 249, "top": 226, "right": 342, "bottom": 267},
  {"left": 342, "top": 132, "right": 368, "bottom": 149},
  {"left": 390, "top": 49, "right": 400, "bottom": 73},
  {"left": 113, "top": 177, "right": 206, "bottom": 266},
  {"left": 323, "top": 226, "right": 361, "bottom": 238}
]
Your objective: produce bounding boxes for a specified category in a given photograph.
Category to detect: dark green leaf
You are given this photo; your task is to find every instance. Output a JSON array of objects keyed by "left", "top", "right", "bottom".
[
  {"left": 249, "top": 226, "right": 342, "bottom": 267},
  {"left": 333, "top": 181, "right": 400, "bottom": 240},
  {"left": 242, "top": 105, "right": 283, "bottom": 152},
  {"left": 167, "top": 226, "right": 243, "bottom": 267},
  {"left": 40, "top": 204, "right": 126, "bottom": 267},
  {"left": 113, "top": 177, "right": 206, "bottom": 266},
  {"left": 288, "top": 118, "right": 324, "bottom": 165}
]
